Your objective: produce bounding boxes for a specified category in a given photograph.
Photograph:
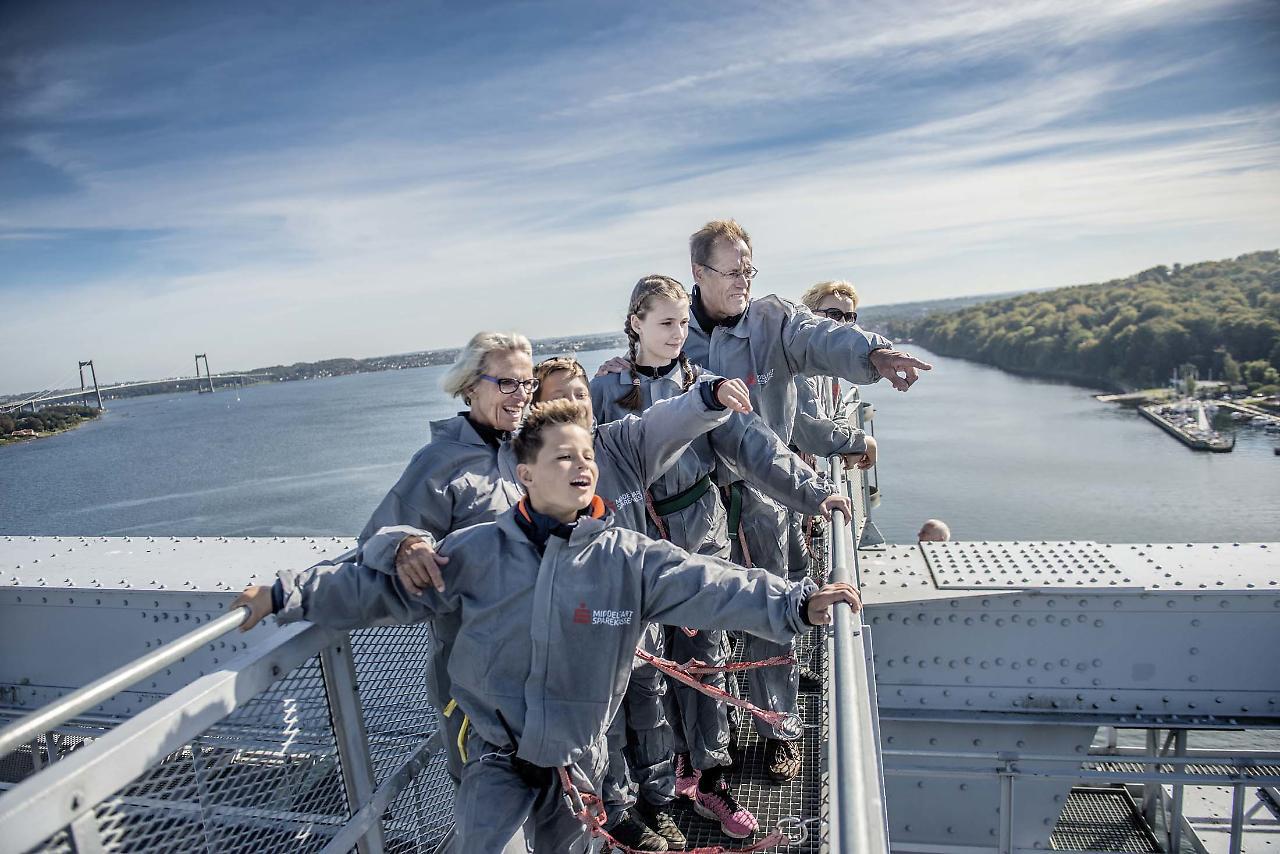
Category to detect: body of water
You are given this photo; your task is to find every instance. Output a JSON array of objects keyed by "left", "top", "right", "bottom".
[{"left": 1, "top": 347, "right": 1277, "bottom": 543}]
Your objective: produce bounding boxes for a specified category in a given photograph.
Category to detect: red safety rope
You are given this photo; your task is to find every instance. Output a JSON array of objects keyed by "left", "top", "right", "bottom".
[
  {"left": 634, "top": 648, "right": 803, "bottom": 740},
  {"left": 558, "top": 767, "right": 789, "bottom": 854},
  {"left": 660, "top": 652, "right": 796, "bottom": 677}
]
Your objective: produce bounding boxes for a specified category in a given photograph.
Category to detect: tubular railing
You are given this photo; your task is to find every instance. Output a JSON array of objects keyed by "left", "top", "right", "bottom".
[{"left": 821, "top": 455, "right": 891, "bottom": 853}]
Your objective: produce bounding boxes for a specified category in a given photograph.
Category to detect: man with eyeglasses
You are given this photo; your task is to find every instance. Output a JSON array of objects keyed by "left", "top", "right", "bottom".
[{"left": 684, "top": 219, "right": 928, "bottom": 783}]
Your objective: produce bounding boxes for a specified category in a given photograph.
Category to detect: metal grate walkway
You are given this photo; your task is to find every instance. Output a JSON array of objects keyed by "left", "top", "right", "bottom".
[{"left": 1051, "top": 787, "right": 1160, "bottom": 852}]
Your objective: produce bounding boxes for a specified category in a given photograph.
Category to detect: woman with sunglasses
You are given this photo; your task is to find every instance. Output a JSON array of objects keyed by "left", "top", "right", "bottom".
[{"left": 787, "top": 282, "right": 879, "bottom": 618}]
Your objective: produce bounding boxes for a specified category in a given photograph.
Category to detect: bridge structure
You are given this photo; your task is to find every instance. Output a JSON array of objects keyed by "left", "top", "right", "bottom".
[
  {"left": 0, "top": 398, "right": 1276, "bottom": 853},
  {"left": 2, "top": 359, "right": 269, "bottom": 414}
]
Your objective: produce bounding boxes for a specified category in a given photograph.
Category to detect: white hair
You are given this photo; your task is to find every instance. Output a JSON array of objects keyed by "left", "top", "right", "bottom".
[{"left": 440, "top": 331, "right": 532, "bottom": 400}]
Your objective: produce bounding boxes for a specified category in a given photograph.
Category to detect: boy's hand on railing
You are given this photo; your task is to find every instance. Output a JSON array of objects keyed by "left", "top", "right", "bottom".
[
  {"left": 806, "top": 583, "right": 863, "bottom": 625},
  {"left": 396, "top": 535, "right": 449, "bottom": 595},
  {"left": 231, "top": 586, "right": 273, "bottom": 632},
  {"left": 714, "top": 378, "right": 753, "bottom": 413},
  {"left": 818, "top": 494, "right": 852, "bottom": 520}
]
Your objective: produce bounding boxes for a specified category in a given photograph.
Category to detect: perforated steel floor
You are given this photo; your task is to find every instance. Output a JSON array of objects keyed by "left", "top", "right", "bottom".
[{"left": 1050, "top": 788, "right": 1160, "bottom": 852}]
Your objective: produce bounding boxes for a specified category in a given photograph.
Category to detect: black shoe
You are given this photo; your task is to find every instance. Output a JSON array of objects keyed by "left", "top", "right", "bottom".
[
  {"left": 637, "top": 800, "right": 687, "bottom": 850},
  {"left": 608, "top": 808, "right": 668, "bottom": 852},
  {"left": 764, "top": 738, "right": 802, "bottom": 783},
  {"left": 798, "top": 664, "right": 822, "bottom": 692}
]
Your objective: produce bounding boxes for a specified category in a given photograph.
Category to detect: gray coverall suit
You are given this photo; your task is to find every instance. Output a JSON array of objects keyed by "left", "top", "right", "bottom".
[
  {"left": 275, "top": 504, "right": 816, "bottom": 854},
  {"left": 590, "top": 364, "right": 833, "bottom": 784},
  {"left": 589, "top": 363, "right": 835, "bottom": 815},
  {"left": 787, "top": 375, "right": 866, "bottom": 580},
  {"left": 683, "top": 292, "right": 890, "bottom": 739},
  {"left": 355, "top": 387, "right": 732, "bottom": 779}
]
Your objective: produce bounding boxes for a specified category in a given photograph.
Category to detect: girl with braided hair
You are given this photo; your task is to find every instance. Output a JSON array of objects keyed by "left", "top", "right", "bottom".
[{"left": 589, "top": 275, "right": 850, "bottom": 844}]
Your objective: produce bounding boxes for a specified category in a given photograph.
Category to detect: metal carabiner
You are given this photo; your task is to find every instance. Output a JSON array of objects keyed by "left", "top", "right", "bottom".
[{"left": 776, "top": 816, "right": 807, "bottom": 845}]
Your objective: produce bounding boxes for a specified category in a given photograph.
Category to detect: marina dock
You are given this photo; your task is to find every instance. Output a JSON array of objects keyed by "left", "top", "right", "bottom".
[
  {"left": 1138, "top": 403, "right": 1234, "bottom": 452},
  {"left": 1218, "top": 399, "right": 1280, "bottom": 428}
]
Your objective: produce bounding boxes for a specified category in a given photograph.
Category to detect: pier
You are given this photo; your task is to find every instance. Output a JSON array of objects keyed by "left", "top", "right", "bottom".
[{"left": 1138, "top": 403, "right": 1234, "bottom": 452}]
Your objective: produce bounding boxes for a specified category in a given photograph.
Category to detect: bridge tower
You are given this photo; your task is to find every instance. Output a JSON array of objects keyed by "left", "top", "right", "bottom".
[
  {"left": 194, "top": 354, "right": 214, "bottom": 394},
  {"left": 77, "top": 360, "right": 103, "bottom": 410}
]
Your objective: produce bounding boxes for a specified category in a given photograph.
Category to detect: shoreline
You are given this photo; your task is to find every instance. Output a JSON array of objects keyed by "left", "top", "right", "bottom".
[{"left": 0, "top": 411, "right": 101, "bottom": 447}]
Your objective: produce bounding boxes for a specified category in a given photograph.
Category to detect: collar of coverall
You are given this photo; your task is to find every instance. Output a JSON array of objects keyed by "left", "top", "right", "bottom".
[{"left": 513, "top": 496, "right": 608, "bottom": 552}]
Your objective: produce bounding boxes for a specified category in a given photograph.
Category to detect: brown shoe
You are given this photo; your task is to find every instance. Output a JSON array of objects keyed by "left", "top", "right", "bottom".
[{"left": 764, "top": 738, "right": 802, "bottom": 783}]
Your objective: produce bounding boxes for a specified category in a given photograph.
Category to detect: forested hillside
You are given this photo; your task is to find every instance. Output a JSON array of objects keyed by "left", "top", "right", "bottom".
[{"left": 898, "top": 252, "right": 1280, "bottom": 392}]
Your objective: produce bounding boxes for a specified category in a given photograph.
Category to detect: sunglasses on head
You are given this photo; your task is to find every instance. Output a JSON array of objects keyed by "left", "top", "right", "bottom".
[{"left": 816, "top": 308, "right": 858, "bottom": 323}]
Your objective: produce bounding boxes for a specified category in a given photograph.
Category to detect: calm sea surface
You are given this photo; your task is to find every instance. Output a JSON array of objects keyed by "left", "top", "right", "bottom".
[{"left": 1, "top": 346, "right": 1276, "bottom": 542}]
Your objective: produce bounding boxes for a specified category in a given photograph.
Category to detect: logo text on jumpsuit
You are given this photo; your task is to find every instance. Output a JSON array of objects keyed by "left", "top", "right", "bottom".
[{"left": 573, "top": 602, "right": 634, "bottom": 626}]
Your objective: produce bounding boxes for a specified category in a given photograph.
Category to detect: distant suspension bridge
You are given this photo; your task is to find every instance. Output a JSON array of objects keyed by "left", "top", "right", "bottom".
[{"left": 1, "top": 356, "right": 269, "bottom": 414}]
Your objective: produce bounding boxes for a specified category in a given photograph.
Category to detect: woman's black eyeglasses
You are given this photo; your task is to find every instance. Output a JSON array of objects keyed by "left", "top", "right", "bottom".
[
  {"left": 480, "top": 375, "right": 540, "bottom": 394},
  {"left": 816, "top": 308, "right": 858, "bottom": 323}
]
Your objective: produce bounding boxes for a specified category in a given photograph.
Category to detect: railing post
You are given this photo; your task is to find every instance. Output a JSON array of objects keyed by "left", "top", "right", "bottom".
[
  {"left": 998, "top": 768, "right": 1014, "bottom": 854},
  {"left": 1228, "top": 783, "right": 1245, "bottom": 854},
  {"left": 319, "top": 633, "right": 385, "bottom": 854},
  {"left": 1142, "top": 729, "right": 1160, "bottom": 829},
  {"left": 68, "top": 810, "right": 106, "bottom": 854},
  {"left": 1169, "top": 730, "right": 1187, "bottom": 853}
]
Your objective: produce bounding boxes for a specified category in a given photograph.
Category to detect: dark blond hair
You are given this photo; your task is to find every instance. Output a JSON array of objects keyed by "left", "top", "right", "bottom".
[
  {"left": 532, "top": 357, "right": 588, "bottom": 404},
  {"left": 800, "top": 280, "right": 859, "bottom": 312},
  {"left": 689, "top": 219, "right": 752, "bottom": 267},
  {"left": 513, "top": 399, "right": 593, "bottom": 464},
  {"left": 619, "top": 275, "right": 696, "bottom": 412}
]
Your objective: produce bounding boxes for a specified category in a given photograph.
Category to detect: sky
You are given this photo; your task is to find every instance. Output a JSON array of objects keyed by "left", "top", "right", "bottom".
[{"left": 2, "top": 0, "right": 1278, "bottom": 394}]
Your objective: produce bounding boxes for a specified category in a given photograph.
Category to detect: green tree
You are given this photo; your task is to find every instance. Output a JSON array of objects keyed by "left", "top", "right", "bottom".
[{"left": 1221, "top": 351, "right": 1242, "bottom": 384}]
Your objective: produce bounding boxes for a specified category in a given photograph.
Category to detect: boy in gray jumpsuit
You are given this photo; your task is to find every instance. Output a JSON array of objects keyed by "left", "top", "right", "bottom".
[{"left": 233, "top": 400, "right": 862, "bottom": 853}]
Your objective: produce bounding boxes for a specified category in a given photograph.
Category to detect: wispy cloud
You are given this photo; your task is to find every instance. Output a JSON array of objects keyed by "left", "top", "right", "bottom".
[{"left": 1, "top": 0, "right": 1277, "bottom": 393}]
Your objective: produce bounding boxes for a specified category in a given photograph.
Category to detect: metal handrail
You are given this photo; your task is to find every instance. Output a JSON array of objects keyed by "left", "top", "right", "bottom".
[
  {"left": 824, "top": 458, "right": 890, "bottom": 853},
  {"left": 0, "top": 605, "right": 250, "bottom": 759}
]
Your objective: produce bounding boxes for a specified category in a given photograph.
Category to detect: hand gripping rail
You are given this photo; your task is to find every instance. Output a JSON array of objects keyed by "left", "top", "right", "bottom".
[
  {"left": 824, "top": 458, "right": 890, "bottom": 853},
  {"left": 0, "top": 605, "right": 251, "bottom": 760}
]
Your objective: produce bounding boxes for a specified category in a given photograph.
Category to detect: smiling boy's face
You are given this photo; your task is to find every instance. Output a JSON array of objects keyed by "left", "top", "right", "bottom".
[{"left": 516, "top": 422, "right": 598, "bottom": 520}]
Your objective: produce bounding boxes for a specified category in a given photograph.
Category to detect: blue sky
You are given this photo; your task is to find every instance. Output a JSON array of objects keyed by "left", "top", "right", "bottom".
[{"left": 2, "top": 0, "right": 1278, "bottom": 394}]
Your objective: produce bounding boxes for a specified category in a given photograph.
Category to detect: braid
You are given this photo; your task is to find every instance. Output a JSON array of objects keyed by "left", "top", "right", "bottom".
[
  {"left": 677, "top": 352, "right": 696, "bottom": 392},
  {"left": 617, "top": 323, "right": 644, "bottom": 411}
]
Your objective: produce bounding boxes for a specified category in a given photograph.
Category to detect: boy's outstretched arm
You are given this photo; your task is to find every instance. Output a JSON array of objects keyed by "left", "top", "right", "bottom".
[
  {"left": 233, "top": 558, "right": 456, "bottom": 632},
  {"left": 637, "top": 537, "right": 861, "bottom": 641}
]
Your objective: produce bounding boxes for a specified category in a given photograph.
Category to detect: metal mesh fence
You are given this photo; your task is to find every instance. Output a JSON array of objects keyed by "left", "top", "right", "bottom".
[
  {"left": 381, "top": 751, "right": 456, "bottom": 853},
  {"left": 349, "top": 624, "right": 438, "bottom": 781},
  {"left": 33, "top": 654, "right": 352, "bottom": 853}
]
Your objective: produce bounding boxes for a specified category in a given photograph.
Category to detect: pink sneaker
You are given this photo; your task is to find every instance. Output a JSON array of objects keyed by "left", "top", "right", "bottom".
[
  {"left": 674, "top": 753, "right": 701, "bottom": 800},
  {"left": 693, "top": 781, "right": 758, "bottom": 839}
]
